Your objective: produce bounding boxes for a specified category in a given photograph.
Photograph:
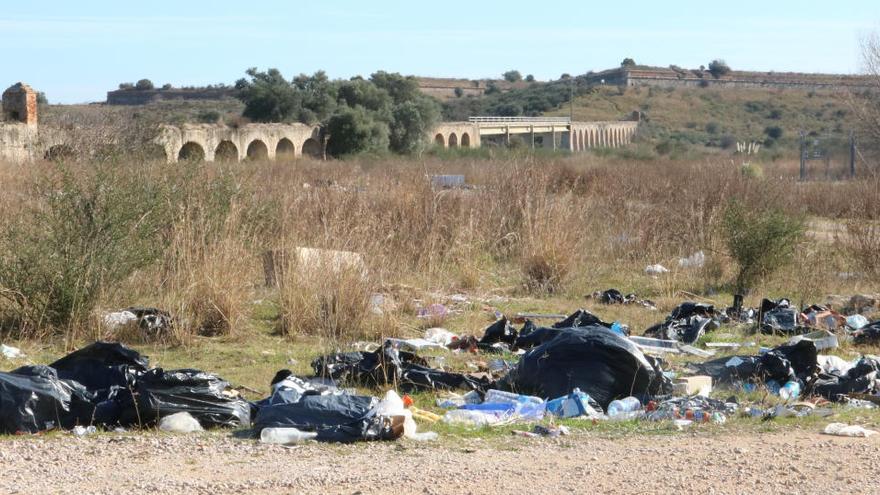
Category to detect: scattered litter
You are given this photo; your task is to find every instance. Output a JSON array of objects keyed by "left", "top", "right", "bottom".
[
  {"left": 512, "top": 424, "right": 570, "bottom": 438},
  {"left": 673, "top": 376, "right": 713, "bottom": 396},
  {"left": 788, "top": 330, "right": 838, "bottom": 351},
  {"left": 678, "top": 250, "right": 706, "bottom": 269},
  {"left": 424, "top": 328, "right": 457, "bottom": 346},
  {"left": 587, "top": 289, "right": 656, "bottom": 310},
  {"left": 847, "top": 314, "right": 870, "bottom": 330},
  {"left": 644, "top": 302, "right": 718, "bottom": 344},
  {"left": 645, "top": 264, "right": 669, "bottom": 277},
  {"left": 417, "top": 303, "right": 449, "bottom": 320},
  {"left": 261, "top": 427, "right": 318, "bottom": 445},
  {"left": 1, "top": 344, "right": 24, "bottom": 359},
  {"left": 546, "top": 388, "right": 603, "bottom": 419},
  {"left": 159, "top": 412, "right": 204, "bottom": 433},
  {"left": 72, "top": 425, "right": 96, "bottom": 437},
  {"left": 823, "top": 423, "right": 877, "bottom": 438}
]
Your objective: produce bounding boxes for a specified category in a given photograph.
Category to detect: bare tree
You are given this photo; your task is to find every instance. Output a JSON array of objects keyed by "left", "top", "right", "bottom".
[{"left": 849, "top": 32, "right": 880, "bottom": 154}]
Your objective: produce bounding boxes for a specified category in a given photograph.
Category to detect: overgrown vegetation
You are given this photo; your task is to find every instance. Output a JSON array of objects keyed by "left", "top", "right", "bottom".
[
  {"left": 0, "top": 153, "right": 875, "bottom": 345},
  {"left": 234, "top": 68, "right": 440, "bottom": 156}
]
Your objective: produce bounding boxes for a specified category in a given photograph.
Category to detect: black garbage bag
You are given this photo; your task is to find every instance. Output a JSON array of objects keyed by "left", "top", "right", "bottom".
[
  {"left": 118, "top": 368, "right": 250, "bottom": 428},
  {"left": 498, "top": 325, "right": 671, "bottom": 409},
  {"left": 643, "top": 302, "right": 718, "bottom": 344},
  {"left": 514, "top": 325, "right": 568, "bottom": 349},
  {"left": 643, "top": 316, "right": 717, "bottom": 344},
  {"left": 253, "top": 393, "right": 385, "bottom": 442},
  {"left": 552, "top": 309, "right": 611, "bottom": 329},
  {"left": 48, "top": 341, "right": 148, "bottom": 392},
  {"left": 811, "top": 357, "right": 880, "bottom": 401},
  {"left": 756, "top": 340, "right": 818, "bottom": 384},
  {"left": 399, "top": 364, "right": 492, "bottom": 393},
  {"left": 759, "top": 298, "right": 811, "bottom": 335},
  {"left": 692, "top": 355, "right": 760, "bottom": 384},
  {"left": 599, "top": 289, "right": 626, "bottom": 304},
  {"left": 479, "top": 318, "right": 518, "bottom": 346},
  {"left": 0, "top": 366, "right": 96, "bottom": 434},
  {"left": 852, "top": 321, "right": 880, "bottom": 345},
  {"left": 312, "top": 344, "right": 425, "bottom": 387}
]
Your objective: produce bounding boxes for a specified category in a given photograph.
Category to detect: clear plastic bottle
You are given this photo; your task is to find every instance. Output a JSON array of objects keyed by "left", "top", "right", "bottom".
[
  {"left": 483, "top": 389, "right": 544, "bottom": 406},
  {"left": 778, "top": 380, "right": 801, "bottom": 400},
  {"left": 260, "top": 427, "right": 318, "bottom": 445},
  {"left": 606, "top": 396, "right": 642, "bottom": 418}
]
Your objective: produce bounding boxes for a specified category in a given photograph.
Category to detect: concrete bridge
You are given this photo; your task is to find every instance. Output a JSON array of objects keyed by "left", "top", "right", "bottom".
[{"left": 431, "top": 117, "right": 638, "bottom": 152}]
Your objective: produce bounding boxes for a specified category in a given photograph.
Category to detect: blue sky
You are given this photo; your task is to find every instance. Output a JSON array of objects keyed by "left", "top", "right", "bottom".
[{"left": 2, "top": 1, "right": 877, "bottom": 103}]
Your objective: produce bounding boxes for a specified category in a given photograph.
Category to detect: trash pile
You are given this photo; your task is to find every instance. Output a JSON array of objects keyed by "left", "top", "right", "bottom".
[
  {"left": 0, "top": 342, "right": 249, "bottom": 435},
  {"left": 2, "top": 292, "right": 880, "bottom": 443}
]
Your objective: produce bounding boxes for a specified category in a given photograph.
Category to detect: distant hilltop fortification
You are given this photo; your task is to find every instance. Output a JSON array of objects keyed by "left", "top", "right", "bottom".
[{"left": 583, "top": 65, "right": 873, "bottom": 91}]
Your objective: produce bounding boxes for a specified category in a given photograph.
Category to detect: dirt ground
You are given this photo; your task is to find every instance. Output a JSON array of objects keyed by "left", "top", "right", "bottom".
[{"left": 0, "top": 429, "right": 876, "bottom": 494}]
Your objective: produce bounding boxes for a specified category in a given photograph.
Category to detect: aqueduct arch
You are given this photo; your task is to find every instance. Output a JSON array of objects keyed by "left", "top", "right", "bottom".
[
  {"left": 461, "top": 133, "right": 470, "bottom": 148},
  {"left": 302, "top": 138, "right": 322, "bottom": 158},
  {"left": 215, "top": 140, "right": 238, "bottom": 162},
  {"left": 178, "top": 141, "right": 205, "bottom": 161},
  {"left": 246, "top": 140, "right": 269, "bottom": 160},
  {"left": 276, "top": 138, "right": 295, "bottom": 160},
  {"left": 448, "top": 133, "right": 458, "bottom": 148}
]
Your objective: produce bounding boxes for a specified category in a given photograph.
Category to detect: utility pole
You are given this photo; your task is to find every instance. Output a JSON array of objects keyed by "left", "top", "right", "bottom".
[
  {"left": 799, "top": 131, "right": 806, "bottom": 181},
  {"left": 850, "top": 131, "right": 856, "bottom": 179}
]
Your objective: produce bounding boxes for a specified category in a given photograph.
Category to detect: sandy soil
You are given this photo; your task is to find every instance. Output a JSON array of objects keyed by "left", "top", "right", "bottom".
[{"left": 0, "top": 429, "right": 876, "bottom": 494}]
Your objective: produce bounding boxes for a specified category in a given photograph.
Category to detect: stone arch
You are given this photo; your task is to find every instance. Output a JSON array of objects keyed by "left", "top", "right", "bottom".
[
  {"left": 275, "top": 138, "right": 296, "bottom": 160},
  {"left": 215, "top": 140, "right": 239, "bottom": 162},
  {"left": 44, "top": 144, "right": 74, "bottom": 162},
  {"left": 246, "top": 139, "right": 269, "bottom": 161},
  {"left": 461, "top": 133, "right": 471, "bottom": 148},
  {"left": 302, "top": 138, "right": 322, "bottom": 158},
  {"left": 178, "top": 141, "right": 205, "bottom": 162},
  {"left": 448, "top": 133, "right": 458, "bottom": 148},
  {"left": 434, "top": 133, "right": 445, "bottom": 147}
]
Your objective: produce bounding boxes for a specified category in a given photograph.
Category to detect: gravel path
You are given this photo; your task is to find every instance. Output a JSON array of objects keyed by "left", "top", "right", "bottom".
[{"left": 0, "top": 429, "right": 875, "bottom": 494}]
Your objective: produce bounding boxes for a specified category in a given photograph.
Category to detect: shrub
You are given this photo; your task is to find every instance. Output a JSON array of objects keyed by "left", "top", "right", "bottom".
[
  {"left": 705, "top": 122, "right": 720, "bottom": 134},
  {"left": 454, "top": 87, "right": 464, "bottom": 98},
  {"left": 135, "top": 79, "right": 155, "bottom": 90},
  {"left": 525, "top": 74, "right": 536, "bottom": 83},
  {"left": 503, "top": 70, "right": 523, "bottom": 82},
  {"left": 845, "top": 221, "right": 880, "bottom": 279},
  {"left": 325, "top": 107, "right": 390, "bottom": 156},
  {"left": 720, "top": 134, "right": 736, "bottom": 149},
  {"left": 621, "top": 58, "right": 636, "bottom": 67},
  {"left": 0, "top": 163, "right": 167, "bottom": 334},
  {"left": 721, "top": 201, "right": 805, "bottom": 293},
  {"left": 768, "top": 109, "right": 783, "bottom": 120},
  {"left": 197, "top": 110, "right": 222, "bottom": 123},
  {"left": 708, "top": 59, "right": 731, "bottom": 78},
  {"left": 764, "top": 126, "right": 784, "bottom": 139}
]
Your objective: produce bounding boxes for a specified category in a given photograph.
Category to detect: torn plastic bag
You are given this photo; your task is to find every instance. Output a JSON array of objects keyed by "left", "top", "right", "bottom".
[
  {"left": 552, "top": 309, "right": 611, "bottom": 329},
  {"left": 643, "top": 316, "right": 717, "bottom": 344},
  {"left": 312, "top": 344, "right": 426, "bottom": 387},
  {"left": 478, "top": 318, "right": 518, "bottom": 346},
  {"left": 118, "top": 368, "right": 250, "bottom": 428},
  {"left": 498, "top": 325, "right": 671, "bottom": 409},
  {"left": 48, "top": 341, "right": 148, "bottom": 392},
  {"left": 599, "top": 289, "right": 625, "bottom": 304},
  {"left": 692, "top": 355, "right": 760, "bottom": 384},
  {"left": 852, "top": 321, "right": 880, "bottom": 345},
  {"left": 756, "top": 340, "right": 819, "bottom": 384},
  {"left": 253, "top": 393, "right": 387, "bottom": 442},
  {"left": 255, "top": 371, "right": 341, "bottom": 408},
  {"left": 760, "top": 298, "right": 809, "bottom": 335},
  {"left": 669, "top": 302, "right": 715, "bottom": 320},
  {"left": 812, "top": 357, "right": 880, "bottom": 401},
  {"left": 399, "top": 364, "right": 492, "bottom": 393},
  {"left": 0, "top": 366, "right": 96, "bottom": 434}
]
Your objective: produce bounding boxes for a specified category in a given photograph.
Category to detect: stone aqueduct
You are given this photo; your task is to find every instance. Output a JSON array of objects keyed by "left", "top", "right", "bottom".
[
  {"left": 1, "top": 82, "right": 639, "bottom": 163},
  {"left": 159, "top": 119, "right": 638, "bottom": 163}
]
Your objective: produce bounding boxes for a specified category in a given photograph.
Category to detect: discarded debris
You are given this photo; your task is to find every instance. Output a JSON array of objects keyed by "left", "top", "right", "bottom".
[
  {"left": 159, "top": 412, "right": 204, "bottom": 433},
  {"left": 645, "top": 264, "right": 669, "bottom": 277},
  {"left": 823, "top": 423, "right": 877, "bottom": 438},
  {"left": 1, "top": 344, "right": 23, "bottom": 359}
]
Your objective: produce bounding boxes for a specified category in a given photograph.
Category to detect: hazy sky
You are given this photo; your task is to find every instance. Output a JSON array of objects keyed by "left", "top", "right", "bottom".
[{"left": 2, "top": 1, "right": 877, "bottom": 103}]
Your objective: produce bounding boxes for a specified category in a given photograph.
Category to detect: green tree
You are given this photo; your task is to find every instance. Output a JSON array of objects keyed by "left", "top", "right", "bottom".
[
  {"left": 236, "top": 68, "right": 302, "bottom": 122},
  {"left": 325, "top": 107, "right": 389, "bottom": 156},
  {"left": 503, "top": 70, "right": 523, "bottom": 82},
  {"left": 525, "top": 74, "right": 536, "bottom": 82},
  {"left": 621, "top": 58, "right": 636, "bottom": 67},
  {"left": 708, "top": 59, "right": 731, "bottom": 78},
  {"left": 293, "top": 70, "right": 338, "bottom": 124},
  {"left": 135, "top": 79, "right": 155, "bottom": 90},
  {"left": 389, "top": 97, "right": 440, "bottom": 154},
  {"left": 764, "top": 125, "right": 783, "bottom": 139}
]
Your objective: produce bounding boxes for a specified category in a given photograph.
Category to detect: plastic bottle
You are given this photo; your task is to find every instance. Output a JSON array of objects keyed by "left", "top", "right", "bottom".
[
  {"left": 606, "top": 396, "right": 642, "bottom": 418},
  {"left": 483, "top": 389, "right": 544, "bottom": 406},
  {"left": 260, "top": 427, "right": 318, "bottom": 445},
  {"left": 778, "top": 380, "right": 801, "bottom": 400},
  {"left": 442, "top": 409, "right": 500, "bottom": 426}
]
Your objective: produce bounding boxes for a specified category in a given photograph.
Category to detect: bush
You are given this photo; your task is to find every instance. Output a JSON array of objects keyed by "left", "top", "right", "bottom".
[
  {"left": 325, "top": 107, "right": 389, "bottom": 156},
  {"left": 135, "top": 79, "right": 155, "bottom": 90},
  {"left": 705, "top": 122, "right": 720, "bottom": 134},
  {"left": 525, "top": 74, "right": 535, "bottom": 82},
  {"left": 621, "top": 58, "right": 636, "bottom": 67},
  {"left": 764, "top": 126, "right": 784, "bottom": 139},
  {"left": 197, "top": 110, "right": 222, "bottom": 123},
  {"left": 503, "top": 70, "right": 523, "bottom": 82},
  {"left": 721, "top": 201, "right": 805, "bottom": 293},
  {"left": 720, "top": 134, "right": 736, "bottom": 149},
  {"left": 708, "top": 59, "right": 731, "bottom": 78},
  {"left": 454, "top": 87, "right": 464, "bottom": 98},
  {"left": 0, "top": 163, "right": 168, "bottom": 333}
]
